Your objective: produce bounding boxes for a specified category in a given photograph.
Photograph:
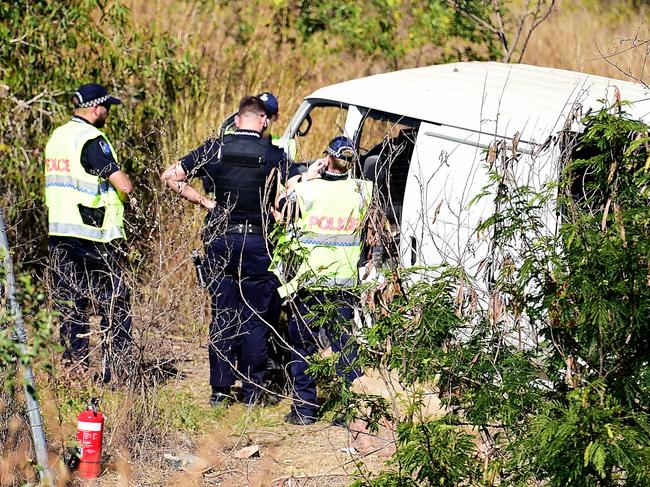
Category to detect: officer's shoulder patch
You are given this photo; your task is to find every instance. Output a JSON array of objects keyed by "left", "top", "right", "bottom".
[{"left": 99, "top": 140, "right": 111, "bottom": 155}]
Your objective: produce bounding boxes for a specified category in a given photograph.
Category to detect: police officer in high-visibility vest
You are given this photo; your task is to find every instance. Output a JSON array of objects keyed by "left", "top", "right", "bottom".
[
  {"left": 45, "top": 83, "right": 135, "bottom": 383},
  {"left": 161, "top": 96, "right": 299, "bottom": 407},
  {"left": 273, "top": 136, "right": 373, "bottom": 425}
]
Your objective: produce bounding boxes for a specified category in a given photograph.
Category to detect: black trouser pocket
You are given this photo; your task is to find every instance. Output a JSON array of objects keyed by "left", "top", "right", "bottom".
[{"left": 78, "top": 204, "right": 106, "bottom": 227}]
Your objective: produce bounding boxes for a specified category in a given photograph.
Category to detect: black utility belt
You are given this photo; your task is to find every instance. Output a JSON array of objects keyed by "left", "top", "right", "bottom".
[{"left": 225, "top": 223, "right": 264, "bottom": 234}]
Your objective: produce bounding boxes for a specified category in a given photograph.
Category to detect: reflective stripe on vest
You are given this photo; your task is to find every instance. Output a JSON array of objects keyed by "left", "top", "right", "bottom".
[
  {"left": 297, "top": 233, "right": 361, "bottom": 247},
  {"left": 48, "top": 222, "right": 124, "bottom": 242},
  {"left": 302, "top": 275, "right": 357, "bottom": 287},
  {"left": 45, "top": 174, "right": 114, "bottom": 196}
]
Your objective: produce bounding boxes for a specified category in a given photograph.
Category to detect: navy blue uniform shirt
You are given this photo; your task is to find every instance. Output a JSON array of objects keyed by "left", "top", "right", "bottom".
[
  {"left": 72, "top": 115, "right": 120, "bottom": 178},
  {"left": 180, "top": 130, "right": 299, "bottom": 223}
]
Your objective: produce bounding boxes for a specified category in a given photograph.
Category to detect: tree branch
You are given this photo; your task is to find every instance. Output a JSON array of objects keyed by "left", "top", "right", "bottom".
[
  {"left": 503, "top": 0, "right": 533, "bottom": 63},
  {"left": 595, "top": 41, "right": 650, "bottom": 88},
  {"left": 516, "top": 0, "right": 556, "bottom": 63}
]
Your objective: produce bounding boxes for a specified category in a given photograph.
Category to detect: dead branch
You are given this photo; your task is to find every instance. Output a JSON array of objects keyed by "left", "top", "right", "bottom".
[
  {"left": 594, "top": 34, "right": 650, "bottom": 88},
  {"left": 505, "top": 0, "right": 533, "bottom": 62},
  {"left": 515, "top": 0, "right": 556, "bottom": 63}
]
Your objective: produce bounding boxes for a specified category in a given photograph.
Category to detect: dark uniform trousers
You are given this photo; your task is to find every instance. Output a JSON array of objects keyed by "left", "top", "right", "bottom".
[
  {"left": 206, "top": 231, "right": 280, "bottom": 403},
  {"left": 49, "top": 239, "right": 132, "bottom": 382},
  {"left": 287, "top": 290, "right": 362, "bottom": 418}
]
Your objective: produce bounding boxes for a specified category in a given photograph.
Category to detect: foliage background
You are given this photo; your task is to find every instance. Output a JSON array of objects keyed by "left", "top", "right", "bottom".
[
  {"left": 1, "top": 0, "right": 650, "bottom": 485},
  {"left": 3, "top": 0, "right": 649, "bottom": 263}
]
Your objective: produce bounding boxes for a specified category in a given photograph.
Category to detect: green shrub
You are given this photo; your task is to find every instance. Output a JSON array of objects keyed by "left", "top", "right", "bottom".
[
  {"left": 312, "top": 105, "right": 650, "bottom": 485},
  {"left": 0, "top": 0, "right": 202, "bottom": 262}
]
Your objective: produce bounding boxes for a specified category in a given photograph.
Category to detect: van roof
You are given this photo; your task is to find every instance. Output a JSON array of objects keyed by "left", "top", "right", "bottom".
[{"left": 307, "top": 62, "right": 650, "bottom": 143}]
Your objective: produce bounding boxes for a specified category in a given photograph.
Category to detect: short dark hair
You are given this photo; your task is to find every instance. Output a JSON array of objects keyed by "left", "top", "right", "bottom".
[{"left": 238, "top": 96, "right": 266, "bottom": 117}]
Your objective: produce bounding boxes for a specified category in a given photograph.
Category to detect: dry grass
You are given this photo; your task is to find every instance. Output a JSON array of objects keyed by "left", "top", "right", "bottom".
[
  {"left": 0, "top": 397, "right": 38, "bottom": 486},
  {"left": 5, "top": 1, "right": 650, "bottom": 485},
  {"left": 520, "top": 0, "right": 650, "bottom": 83}
]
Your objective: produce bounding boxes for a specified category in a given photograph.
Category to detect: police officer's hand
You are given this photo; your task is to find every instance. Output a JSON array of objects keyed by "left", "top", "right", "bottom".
[
  {"left": 200, "top": 197, "right": 217, "bottom": 211},
  {"left": 306, "top": 157, "right": 328, "bottom": 180}
]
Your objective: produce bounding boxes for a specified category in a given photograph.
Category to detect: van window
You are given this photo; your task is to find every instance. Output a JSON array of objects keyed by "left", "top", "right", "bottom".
[
  {"left": 357, "top": 112, "right": 420, "bottom": 226},
  {"left": 292, "top": 105, "right": 349, "bottom": 162},
  {"left": 358, "top": 117, "right": 411, "bottom": 156}
]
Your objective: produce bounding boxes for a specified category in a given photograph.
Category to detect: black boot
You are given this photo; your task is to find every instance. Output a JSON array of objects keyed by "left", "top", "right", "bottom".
[{"left": 210, "top": 387, "right": 234, "bottom": 407}]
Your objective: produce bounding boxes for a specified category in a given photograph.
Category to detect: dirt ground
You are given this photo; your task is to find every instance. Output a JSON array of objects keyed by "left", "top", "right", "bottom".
[{"left": 66, "top": 343, "right": 392, "bottom": 487}]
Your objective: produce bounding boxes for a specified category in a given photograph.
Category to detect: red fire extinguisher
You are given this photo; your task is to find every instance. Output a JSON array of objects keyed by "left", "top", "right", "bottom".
[{"left": 76, "top": 398, "right": 104, "bottom": 478}]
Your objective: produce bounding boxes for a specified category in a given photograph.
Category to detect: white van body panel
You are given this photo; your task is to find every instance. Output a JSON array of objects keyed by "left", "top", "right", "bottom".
[
  {"left": 284, "top": 62, "right": 650, "bottom": 285},
  {"left": 402, "top": 123, "right": 499, "bottom": 273},
  {"left": 307, "top": 62, "right": 650, "bottom": 143},
  {"left": 401, "top": 122, "right": 560, "bottom": 289}
]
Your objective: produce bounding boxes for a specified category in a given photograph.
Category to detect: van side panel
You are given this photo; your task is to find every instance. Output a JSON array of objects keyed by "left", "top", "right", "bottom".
[
  {"left": 400, "top": 123, "right": 497, "bottom": 285},
  {"left": 401, "top": 121, "right": 559, "bottom": 291}
]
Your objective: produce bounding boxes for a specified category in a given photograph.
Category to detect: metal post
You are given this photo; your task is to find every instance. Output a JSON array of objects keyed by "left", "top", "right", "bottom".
[{"left": 0, "top": 209, "right": 52, "bottom": 486}]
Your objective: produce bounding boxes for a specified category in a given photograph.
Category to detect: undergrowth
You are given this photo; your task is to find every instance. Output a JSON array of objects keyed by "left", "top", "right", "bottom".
[
  {"left": 2, "top": 0, "right": 650, "bottom": 485},
  {"left": 311, "top": 105, "right": 650, "bottom": 485}
]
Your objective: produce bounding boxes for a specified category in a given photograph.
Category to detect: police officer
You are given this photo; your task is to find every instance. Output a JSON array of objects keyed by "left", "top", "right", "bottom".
[
  {"left": 45, "top": 83, "right": 134, "bottom": 383},
  {"left": 273, "top": 136, "right": 373, "bottom": 424},
  {"left": 257, "top": 92, "right": 280, "bottom": 143},
  {"left": 257, "top": 91, "right": 297, "bottom": 161},
  {"left": 161, "top": 96, "right": 298, "bottom": 406}
]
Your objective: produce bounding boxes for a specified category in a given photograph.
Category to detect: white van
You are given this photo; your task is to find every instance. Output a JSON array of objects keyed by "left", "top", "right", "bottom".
[{"left": 278, "top": 62, "right": 650, "bottom": 285}]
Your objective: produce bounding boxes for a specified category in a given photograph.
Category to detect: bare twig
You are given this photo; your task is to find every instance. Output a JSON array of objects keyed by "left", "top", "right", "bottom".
[
  {"left": 594, "top": 38, "right": 650, "bottom": 88},
  {"left": 515, "top": 0, "right": 556, "bottom": 63},
  {"left": 8, "top": 34, "right": 39, "bottom": 48},
  {"left": 503, "top": 0, "right": 533, "bottom": 62},
  {"left": 587, "top": 39, "right": 650, "bottom": 62},
  {"left": 492, "top": 0, "right": 509, "bottom": 54}
]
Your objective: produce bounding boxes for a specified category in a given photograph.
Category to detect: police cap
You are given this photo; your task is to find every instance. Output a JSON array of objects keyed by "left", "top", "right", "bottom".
[
  {"left": 324, "top": 136, "right": 356, "bottom": 162},
  {"left": 257, "top": 92, "right": 279, "bottom": 117},
  {"left": 73, "top": 83, "right": 122, "bottom": 108}
]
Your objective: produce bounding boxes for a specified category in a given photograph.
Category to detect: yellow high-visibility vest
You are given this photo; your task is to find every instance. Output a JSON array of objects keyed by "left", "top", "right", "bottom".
[
  {"left": 274, "top": 177, "right": 373, "bottom": 298},
  {"left": 44, "top": 120, "right": 125, "bottom": 242},
  {"left": 272, "top": 136, "right": 297, "bottom": 161}
]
